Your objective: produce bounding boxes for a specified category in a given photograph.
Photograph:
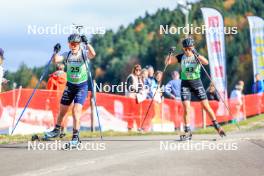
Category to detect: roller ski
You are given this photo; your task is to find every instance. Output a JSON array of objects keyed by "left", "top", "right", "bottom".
[
  {"left": 180, "top": 126, "right": 192, "bottom": 141},
  {"left": 31, "top": 125, "right": 63, "bottom": 141},
  {"left": 31, "top": 133, "right": 54, "bottom": 141},
  {"left": 212, "top": 120, "right": 226, "bottom": 137}
]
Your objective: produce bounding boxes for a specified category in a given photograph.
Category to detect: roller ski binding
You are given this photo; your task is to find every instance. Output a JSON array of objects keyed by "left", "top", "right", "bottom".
[
  {"left": 180, "top": 126, "right": 192, "bottom": 141},
  {"left": 212, "top": 120, "right": 226, "bottom": 137}
]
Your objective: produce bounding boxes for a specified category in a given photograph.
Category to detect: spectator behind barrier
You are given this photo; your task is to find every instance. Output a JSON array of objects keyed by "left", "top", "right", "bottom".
[
  {"left": 252, "top": 73, "right": 264, "bottom": 94},
  {"left": 145, "top": 65, "right": 158, "bottom": 99},
  {"left": 0, "top": 48, "right": 8, "bottom": 92},
  {"left": 139, "top": 68, "right": 149, "bottom": 101},
  {"left": 125, "top": 64, "right": 143, "bottom": 131},
  {"left": 238, "top": 80, "right": 245, "bottom": 94},
  {"left": 252, "top": 73, "right": 264, "bottom": 114},
  {"left": 47, "top": 63, "right": 67, "bottom": 91},
  {"left": 206, "top": 82, "right": 220, "bottom": 101},
  {"left": 141, "top": 68, "right": 148, "bottom": 86},
  {"left": 125, "top": 64, "right": 143, "bottom": 99},
  {"left": 165, "top": 71, "right": 181, "bottom": 100},
  {"left": 230, "top": 83, "right": 245, "bottom": 122},
  {"left": 153, "top": 70, "right": 163, "bottom": 103}
]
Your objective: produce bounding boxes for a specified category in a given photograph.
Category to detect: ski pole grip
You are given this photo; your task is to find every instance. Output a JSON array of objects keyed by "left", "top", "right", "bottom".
[{"left": 53, "top": 43, "right": 61, "bottom": 54}]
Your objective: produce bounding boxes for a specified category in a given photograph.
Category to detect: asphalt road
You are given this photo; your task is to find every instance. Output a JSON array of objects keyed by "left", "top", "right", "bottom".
[{"left": 0, "top": 129, "right": 264, "bottom": 176}]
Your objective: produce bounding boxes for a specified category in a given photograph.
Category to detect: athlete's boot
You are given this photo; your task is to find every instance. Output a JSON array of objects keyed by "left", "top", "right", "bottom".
[
  {"left": 212, "top": 120, "right": 226, "bottom": 137},
  {"left": 44, "top": 125, "right": 61, "bottom": 140},
  {"left": 180, "top": 126, "right": 192, "bottom": 141},
  {"left": 59, "top": 127, "right": 66, "bottom": 138},
  {"left": 65, "top": 129, "right": 81, "bottom": 149}
]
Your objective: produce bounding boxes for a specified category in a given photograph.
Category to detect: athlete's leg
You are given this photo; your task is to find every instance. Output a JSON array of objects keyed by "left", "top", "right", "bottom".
[
  {"left": 182, "top": 100, "right": 191, "bottom": 125},
  {"left": 45, "top": 83, "right": 75, "bottom": 138},
  {"left": 180, "top": 80, "right": 192, "bottom": 128},
  {"left": 201, "top": 99, "right": 216, "bottom": 121},
  {"left": 180, "top": 100, "right": 192, "bottom": 140},
  {"left": 180, "top": 81, "right": 192, "bottom": 140},
  {"left": 72, "top": 103, "right": 83, "bottom": 130},
  {"left": 66, "top": 103, "right": 84, "bottom": 147},
  {"left": 191, "top": 79, "right": 217, "bottom": 121},
  {"left": 44, "top": 105, "right": 71, "bottom": 138},
  {"left": 201, "top": 99, "right": 226, "bottom": 136},
  {"left": 192, "top": 79, "right": 225, "bottom": 136},
  {"left": 68, "top": 104, "right": 84, "bottom": 147},
  {"left": 57, "top": 104, "right": 71, "bottom": 126},
  {"left": 63, "top": 103, "right": 83, "bottom": 148},
  {"left": 68, "top": 83, "right": 88, "bottom": 146},
  {"left": 71, "top": 83, "right": 88, "bottom": 131}
]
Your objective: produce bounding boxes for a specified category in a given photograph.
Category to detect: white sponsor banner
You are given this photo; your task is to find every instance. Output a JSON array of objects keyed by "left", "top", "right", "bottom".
[
  {"left": 247, "top": 16, "right": 264, "bottom": 80},
  {"left": 0, "top": 106, "right": 54, "bottom": 135},
  {"left": 201, "top": 8, "right": 227, "bottom": 115}
]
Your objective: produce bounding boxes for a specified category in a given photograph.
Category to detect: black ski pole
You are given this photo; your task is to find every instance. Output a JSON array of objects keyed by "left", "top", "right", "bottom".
[
  {"left": 192, "top": 50, "right": 240, "bottom": 129},
  {"left": 140, "top": 47, "right": 176, "bottom": 129},
  {"left": 11, "top": 50, "right": 58, "bottom": 135},
  {"left": 74, "top": 24, "right": 103, "bottom": 139}
]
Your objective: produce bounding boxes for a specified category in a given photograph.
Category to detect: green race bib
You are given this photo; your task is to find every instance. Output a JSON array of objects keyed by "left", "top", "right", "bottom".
[
  {"left": 180, "top": 55, "right": 201, "bottom": 80},
  {"left": 67, "top": 62, "right": 88, "bottom": 84},
  {"left": 64, "top": 50, "right": 88, "bottom": 84}
]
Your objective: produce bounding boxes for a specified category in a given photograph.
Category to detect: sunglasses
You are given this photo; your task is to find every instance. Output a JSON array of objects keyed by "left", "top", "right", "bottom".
[
  {"left": 135, "top": 69, "right": 141, "bottom": 72},
  {"left": 183, "top": 47, "right": 192, "bottom": 51},
  {"left": 69, "top": 42, "right": 80, "bottom": 46}
]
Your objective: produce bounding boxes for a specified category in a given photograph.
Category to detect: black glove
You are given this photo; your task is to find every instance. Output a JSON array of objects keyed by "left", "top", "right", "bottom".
[
  {"left": 81, "top": 35, "right": 88, "bottom": 44},
  {"left": 192, "top": 48, "right": 200, "bottom": 57},
  {"left": 54, "top": 43, "right": 61, "bottom": 54}
]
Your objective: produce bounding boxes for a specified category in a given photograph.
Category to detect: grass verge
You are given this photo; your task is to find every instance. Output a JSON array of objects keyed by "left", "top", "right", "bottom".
[{"left": 0, "top": 114, "right": 264, "bottom": 144}]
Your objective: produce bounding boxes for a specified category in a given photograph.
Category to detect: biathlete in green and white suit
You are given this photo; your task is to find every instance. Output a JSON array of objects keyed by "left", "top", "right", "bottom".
[
  {"left": 45, "top": 34, "right": 96, "bottom": 146},
  {"left": 166, "top": 37, "right": 226, "bottom": 140}
]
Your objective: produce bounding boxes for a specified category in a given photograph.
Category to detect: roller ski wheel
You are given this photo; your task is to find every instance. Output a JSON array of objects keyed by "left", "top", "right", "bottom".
[
  {"left": 180, "top": 126, "right": 192, "bottom": 141},
  {"left": 31, "top": 134, "right": 51, "bottom": 141},
  {"left": 59, "top": 132, "right": 66, "bottom": 138},
  {"left": 31, "top": 134, "right": 40, "bottom": 141},
  {"left": 31, "top": 127, "right": 61, "bottom": 141},
  {"left": 63, "top": 140, "right": 81, "bottom": 150},
  {"left": 180, "top": 132, "right": 192, "bottom": 141},
  {"left": 216, "top": 127, "right": 226, "bottom": 137}
]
